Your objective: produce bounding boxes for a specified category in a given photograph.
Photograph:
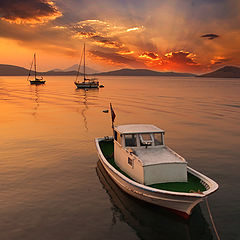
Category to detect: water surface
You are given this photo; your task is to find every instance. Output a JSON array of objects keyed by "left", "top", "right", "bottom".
[{"left": 0, "top": 76, "right": 239, "bottom": 239}]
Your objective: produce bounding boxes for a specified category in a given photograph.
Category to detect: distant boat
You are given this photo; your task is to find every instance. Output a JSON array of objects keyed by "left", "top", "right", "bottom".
[
  {"left": 28, "top": 53, "right": 45, "bottom": 85},
  {"left": 74, "top": 44, "right": 99, "bottom": 89}
]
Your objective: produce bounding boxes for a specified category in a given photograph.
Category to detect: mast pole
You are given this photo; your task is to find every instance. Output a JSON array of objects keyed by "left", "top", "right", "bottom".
[
  {"left": 84, "top": 43, "right": 86, "bottom": 82},
  {"left": 34, "top": 53, "right": 37, "bottom": 80}
]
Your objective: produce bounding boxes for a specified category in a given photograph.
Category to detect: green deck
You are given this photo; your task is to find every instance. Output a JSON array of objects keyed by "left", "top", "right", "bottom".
[{"left": 99, "top": 140, "right": 206, "bottom": 193}]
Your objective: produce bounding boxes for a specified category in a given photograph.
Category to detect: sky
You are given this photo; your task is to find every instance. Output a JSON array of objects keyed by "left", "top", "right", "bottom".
[{"left": 0, "top": 0, "right": 239, "bottom": 73}]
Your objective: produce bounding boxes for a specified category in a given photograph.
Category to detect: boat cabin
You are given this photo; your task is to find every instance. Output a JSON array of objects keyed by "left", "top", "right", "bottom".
[{"left": 114, "top": 124, "right": 187, "bottom": 185}]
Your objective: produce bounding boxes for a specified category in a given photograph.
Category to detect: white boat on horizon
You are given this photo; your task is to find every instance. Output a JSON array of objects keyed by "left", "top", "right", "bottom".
[
  {"left": 74, "top": 44, "right": 99, "bottom": 89},
  {"left": 95, "top": 123, "right": 218, "bottom": 218}
]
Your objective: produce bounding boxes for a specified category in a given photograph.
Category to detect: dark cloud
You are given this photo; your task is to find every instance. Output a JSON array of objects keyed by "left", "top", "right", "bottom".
[
  {"left": 0, "top": 19, "right": 78, "bottom": 57},
  {"left": 91, "top": 35, "right": 124, "bottom": 48},
  {"left": 201, "top": 33, "right": 219, "bottom": 40},
  {"left": 72, "top": 24, "right": 96, "bottom": 34},
  {"left": 0, "top": 0, "right": 62, "bottom": 24},
  {"left": 142, "top": 52, "right": 158, "bottom": 59},
  {"left": 90, "top": 50, "right": 146, "bottom": 68},
  {"left": 165, "top": 51, "right": 197, "bottom": 65}
]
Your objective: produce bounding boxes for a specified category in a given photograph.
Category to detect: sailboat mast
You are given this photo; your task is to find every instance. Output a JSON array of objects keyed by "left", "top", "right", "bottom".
[
  {"left": 83, "top": 43, "right": 86, "bottom": 82},
  {"left": 34, "top": 53, "right": 37, "bottom": 80}
]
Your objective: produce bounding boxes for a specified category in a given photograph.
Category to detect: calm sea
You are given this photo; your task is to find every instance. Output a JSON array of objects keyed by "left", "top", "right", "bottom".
[{"left": 0, "top": 76, "right": 239, "bottom": 240}]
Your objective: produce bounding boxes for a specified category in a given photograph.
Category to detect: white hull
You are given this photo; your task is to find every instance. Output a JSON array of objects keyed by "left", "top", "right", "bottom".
[{"left": 95, "top": 137, "right": 218, "bottom": 218}]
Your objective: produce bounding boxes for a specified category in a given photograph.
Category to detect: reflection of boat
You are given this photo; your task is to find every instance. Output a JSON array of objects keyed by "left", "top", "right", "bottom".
[
  {"left": 74, "top": 44, "right": 99, "bottom": 89},
  {"left": 76, "top": 89, "right": 89, "bottom": 130},
  {"left": 28, "top": 53, "right": 45, "bottom": 85},
  {"left": 32, "top": 85, "right": 40, "bottom": 117},
  {"left": 95, "top": 121, "right": 218, "bottom": 219},
  {"left": 75, "top": 88, "right": 99, "bottom": 130},
  {"left": 96, "top": 160, "right": 213, "bottom": 240}
]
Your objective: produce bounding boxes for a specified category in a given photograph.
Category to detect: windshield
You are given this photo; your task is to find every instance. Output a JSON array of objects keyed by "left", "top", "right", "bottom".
[
  {"left": 139, "top": 133, "right": 153, "bottom": 146},
  {"left": 153, "top": 133, "right": 163, "bottom": 145},
  {"left": 125, "top": 134, "right": 137, "bottom": 147}
]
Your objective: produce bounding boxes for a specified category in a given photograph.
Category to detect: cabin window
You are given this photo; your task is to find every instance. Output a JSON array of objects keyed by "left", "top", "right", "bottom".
[
  {"left": 128, "top": 157, "right": 134, "bottom": 168},
  {"left": 125, "top": 134, "right": 137, "bottom": 147},
  {"left": 117, "top": 132, "right": 122, "bottom": 144},
  {"left": 139, "top": 133, "right": 153, "bottom": 146},
  {"left": 153, "top": 133, "right": 163, "bottom": 145}
]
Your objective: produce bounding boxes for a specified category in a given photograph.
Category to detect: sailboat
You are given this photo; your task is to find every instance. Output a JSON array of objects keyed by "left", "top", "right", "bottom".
[
  {"left": 28, "top": 53, "right": 45, "bottom": 85},
  {"left": 74, "top": 44, "right": 99, "bottom": 88}
]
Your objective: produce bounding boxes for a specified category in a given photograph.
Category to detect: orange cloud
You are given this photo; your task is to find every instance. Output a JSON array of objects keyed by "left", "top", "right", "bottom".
[
  {"left": 117, "top": 50, "right": 135, "bottom": 55},
  {"left": 90, "top": 50, "right": 146, "bottom": 68},
  {"left": 164, "top": 51, "right": 198, "bottom": 65},
  {"left": 0, "top": 0, "right": 62, "bottom": 24},
  {"left": 139, "top": 51, "right": 159, "bottom": 60},
  {"left": 134, "top": 50, "right": 204, "bottom": 72},
  {"left": 210, "top": 56, "right": 229, "bottom": 65},
  {"left": 71, "top": 19, "right": 144, "bottom": 50}
]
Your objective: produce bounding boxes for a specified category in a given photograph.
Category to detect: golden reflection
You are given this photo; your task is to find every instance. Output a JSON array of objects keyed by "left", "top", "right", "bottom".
[
  {"left": 30, "top": 84, "right": 44, "bottom": 117},
  {"left": 75, "top": 88, "right": 99, "bottom": 131}
]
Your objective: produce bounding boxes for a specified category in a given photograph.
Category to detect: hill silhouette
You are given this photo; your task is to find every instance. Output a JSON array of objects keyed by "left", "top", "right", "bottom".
[
  {"left": 0, "top": 64, "right": 195, "bottom": 77},
  {"left": 0, "top": 64, "right": 30, "bottom": 76},
  {"left": 199, "top": 66, "right": 240, "bottom": 78},
  {"left": 97, "top": 68, "right": 195, "bottom": 76}
]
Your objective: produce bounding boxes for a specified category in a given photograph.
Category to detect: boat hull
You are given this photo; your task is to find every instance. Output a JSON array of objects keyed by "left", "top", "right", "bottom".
[
  {"left": 75, "top": 82, "right": 99, "bottom": 88},
  {"left": 95, "top": 137, "right": 218, "bottom": 218},
  {"left": 30, "top": 80, "right": 45, "bottom": 85}
]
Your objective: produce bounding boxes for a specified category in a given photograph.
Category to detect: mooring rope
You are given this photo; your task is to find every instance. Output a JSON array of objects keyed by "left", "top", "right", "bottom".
[{"left": 205, "top": 197, "right": 221, "bottom": 240}]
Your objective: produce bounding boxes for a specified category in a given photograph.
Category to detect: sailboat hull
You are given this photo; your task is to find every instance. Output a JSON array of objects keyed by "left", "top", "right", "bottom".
[
  {"left": 75, "top": 81, "right": 99, "bottom": 88},
  {"left": 30, "top": 80, "right": 46, "bottom": 85},
  {"left": 75, "top": 44, "right": 100, "bottom": 88},
  {"left": 28, "top": 53, "right": 45, "bottom": 84}
]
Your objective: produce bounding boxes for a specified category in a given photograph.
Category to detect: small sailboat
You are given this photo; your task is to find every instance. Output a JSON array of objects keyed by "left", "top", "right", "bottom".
[
  {"left": 28, "top": 53, "right": 45, "bottom": 85},
  {"left": 95, "top": 104, "right": 219, "bottom": 218},
  {"left": 74, "top": 44, "right": 99, "bottom": 89}
]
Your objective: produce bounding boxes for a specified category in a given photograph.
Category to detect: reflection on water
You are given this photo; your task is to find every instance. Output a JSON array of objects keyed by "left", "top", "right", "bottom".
[
  {"left": 30, "top": 85, "right": 42, "bottom": 117},
  {"left": 74, "top": 88, "right": 99, "bottom": 131},
  {"left": 96, "top": 161, "right": 213, "bottom": 240},
  {"left": 75, "top": 89, "right": 89, "bottom": 130},
  {"left": 0, "top": 76, "right": 239, "bottom": 239}
]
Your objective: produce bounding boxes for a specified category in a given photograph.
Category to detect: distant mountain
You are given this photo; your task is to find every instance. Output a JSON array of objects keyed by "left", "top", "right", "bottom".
[
  {"left": 51, "top": 68, "right": 62, "bottom": 72},
  {"left": 0, "top": 64, "right": 196, "bottom": 77},
  {"left": 97, "top": 68, "right": 195, "bottom": 76},
  {"left": 44, "top": 70, "right": 78, "bottom": 76},
  {"left": 199, "top": 66, "right": 240, "bottom": 78},
  {"left": 53, "top": 64, "right": 99, "bottom": 74},
  {"left": 0, "top": 64, "right": 29, "bottom": 76},
  {"left": 0, "top": 64, "right": 89, "bottom": 76}
]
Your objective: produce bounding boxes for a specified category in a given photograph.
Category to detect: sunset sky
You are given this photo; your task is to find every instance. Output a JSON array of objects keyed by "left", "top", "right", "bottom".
[{"left": 0, "top": 0, "right": 239, "bottom": 73}]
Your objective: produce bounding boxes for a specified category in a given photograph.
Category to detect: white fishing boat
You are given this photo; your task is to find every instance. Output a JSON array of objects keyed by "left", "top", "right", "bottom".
[
  {"left": 28, "top": 53, "right": 45, "bottom": 85},
  {"left": 95, "top": 109, "right": 218, "bottom": 218},
  {"left": 74, "top": 44, "right": 99, "bottom": 88}
]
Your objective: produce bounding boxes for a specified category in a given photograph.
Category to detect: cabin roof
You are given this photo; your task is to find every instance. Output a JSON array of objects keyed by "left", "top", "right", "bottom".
[
  {"left": 134, "top": 146, "right": 187, "bottom": 166},
  {"left": 115, "top": 124, "right": 164, "bottom": 134}
]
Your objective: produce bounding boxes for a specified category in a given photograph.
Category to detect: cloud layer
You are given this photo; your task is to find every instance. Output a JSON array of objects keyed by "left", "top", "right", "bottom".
[
  {"left": 0, "top": 0, "right": 239, "bottom": 73},
  {"left": 0, "top": 0, "right": 62, "bottom": 24}
]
